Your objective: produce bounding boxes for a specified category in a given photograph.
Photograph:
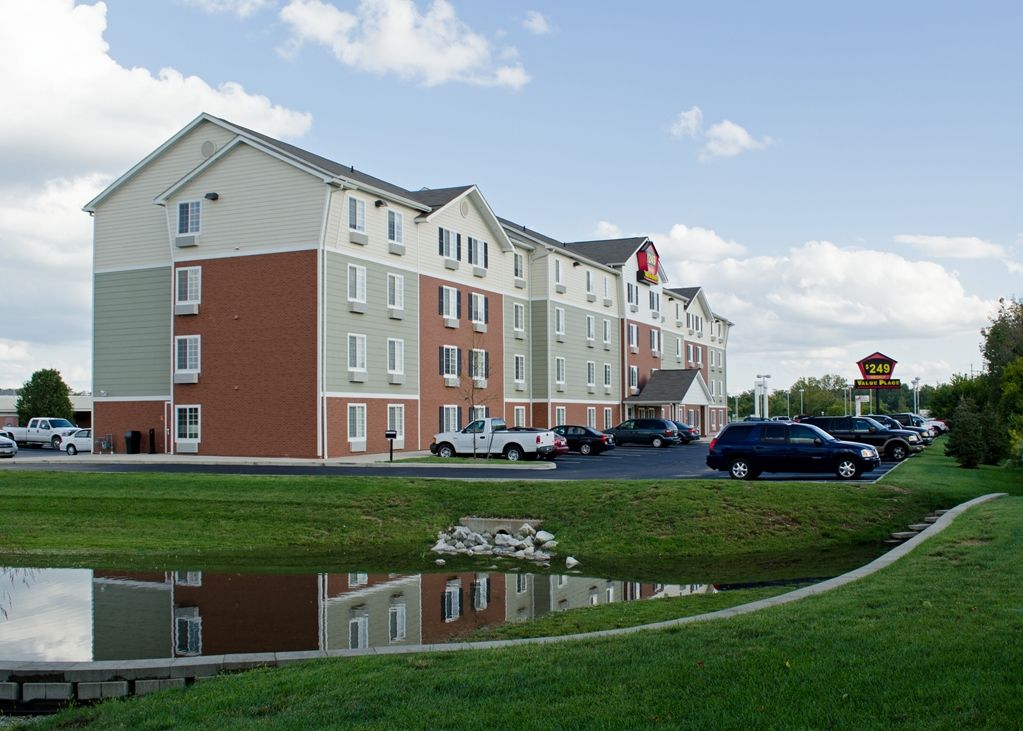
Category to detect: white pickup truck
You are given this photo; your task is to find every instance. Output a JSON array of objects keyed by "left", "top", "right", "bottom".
[
  {"left": 5, "top": 417, "right": 80, "bottom": 449},
  {"left": 430, "top": 417, "right": 557, "bottom": 461}
]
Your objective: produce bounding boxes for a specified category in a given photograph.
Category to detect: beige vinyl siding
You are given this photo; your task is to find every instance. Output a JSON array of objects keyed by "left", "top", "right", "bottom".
[
  {"left": 168, "top": 144, "right": 325, "bottom": 258},
  {"left": 324, "top": 576, "right": 421, "bottom": 649},
  {"left": 323, "top": 188, "right": 421, "bottom": 262},
  {"left": 420, "top": 196, "right": 514, "bottom": 288},
  {"left": 92, "top": 580, "right": 172, "bottom": 661},
  {"left": 323, "top": 251, "right": 419, "bottom": 393},
  {"left": 94, "top": 121, "right": 234, "bottom": 272},
  {"left": 94, "top": 268, "right": 171, "bottom": 396},
  {"left": 528, "top": 250, "right": 551, "bottom": 299}
]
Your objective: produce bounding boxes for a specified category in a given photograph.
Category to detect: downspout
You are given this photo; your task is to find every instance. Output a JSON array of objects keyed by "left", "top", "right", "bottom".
[
  {"left": 163, "top": 202, "right": 175, "bottom": 455},
  {"left": 317, "top": 186, "right": 333, "bottom": 459}
]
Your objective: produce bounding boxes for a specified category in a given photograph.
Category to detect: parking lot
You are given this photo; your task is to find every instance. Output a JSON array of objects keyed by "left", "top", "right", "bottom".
[{"left": 2, "top": 441, "right": 898, "bottom": 482}]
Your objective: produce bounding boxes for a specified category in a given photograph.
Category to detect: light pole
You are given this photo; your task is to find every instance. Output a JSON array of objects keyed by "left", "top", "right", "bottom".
[
  {"left": 756, "top": 374, "right": 771, "bottom": 418},
  {"left": 787, "top": 389, "right": 791, "bottom": 418},
  {"left": 912, "top": 377, "right": 921, "bottom": 414},
  {"left": 799, "top": 388, "right": 804, "bottom": 416}
]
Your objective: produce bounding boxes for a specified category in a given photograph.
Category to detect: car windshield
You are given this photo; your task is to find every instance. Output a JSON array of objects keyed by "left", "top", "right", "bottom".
[{"left": 49, "top": 419, "right": 74, "bottom": 428}]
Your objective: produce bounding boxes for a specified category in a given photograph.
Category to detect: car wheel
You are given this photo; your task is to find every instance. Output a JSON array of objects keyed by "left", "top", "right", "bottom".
[
  {"left": 505, "top": 445, "right": 523, "bottom": 462},
  {"left": 579, "top": 443, "right": 592, "bottom": 456},
  {"left": 888, "top": 443, "right": 908, "bottom": 461},
  {"left": 66, "top": 444, "right": 78, "bottom": 456},
  {"left": 437, "top": 443, "right": 456, "bottom": 458},
  {"left": 835, "top": 458, "right": 860, "bottom": 479},
  {"left": 651, "top": 436, "right": 664, "bottom": 448},
  {"left": 729, "top": 459, "right": 754, "bottom": 480},
  {"left": 51, "top": 436, "right": 62, "bottom": 450}
]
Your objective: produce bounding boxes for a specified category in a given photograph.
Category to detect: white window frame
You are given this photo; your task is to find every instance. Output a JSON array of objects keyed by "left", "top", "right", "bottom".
[
  {"left": 514, "top": 354, "right": 526, "bottom": 383},
  {"left": 177, "top": 200, "right": 201, "bottom": 235},
  {"left": 175, "top": 267, "right": 201, "bottom": 305},
  {"left": 348, "top": 333, "right": 367, "bottom": 372},
  {"left": 387, "top": 209, "right": 404, "bottom": 243},
  {"left": 554, "top": 258, "right": 563, "bottom": 285},
  {"left": 348, "top": 264, "right": 367, "bottom": 304},
  {"left": 348, "top": 197, "right": 366, "bottom": 233},
  {"left": 442, "top": 405, "right": 460, "bottom": 432},
  {"left": 470, "top": 292, "right": 486, "bottom": 324},
  {"left": 467, "top": 237, "right": 487, "bottom": 268},
  {"left": 586, "top": 361, "right": 596, "bottom": 387},
  {"left": 388, "top": 602, "right": 407, "bottom": 642},
  {"left": 513, "top": 303, "right": 525, "bottom": 332},
  {"left": 386, "top": 338, "right": 404, "bottom": 375},
  {"left": 628, "top": 324, "right": 638, "bottom": 348},
  {"left": 443, "top": 579, "right": 461, "bottom": 622},
  {"left": 387, "top": 273, "right": 404, "bottom": 311},
  {"left": 471, "top": 405, "right": 487, "bottom": 421},
  {"left": 604, "top": 407, "right": 613, "bottom": 429},
  {"left": 175, "top": 335, "right": 200, "bottom": 374},
  {"left": 442, "top": 345, "right": 459, "bottom": 378},
  {"left": 441, "top": 286, "right": 458, "bottom": 319},
  {"left": 555, "top": 356, "right": 566, "bottom": 385},
  {"left": 603, "top": 276, "right": 610, "bottom": 299},
  {"left": 513, "top": 406, "right": 526, "bottom": 427},
  {"left": 513, "top": 252, "right": 525, "bottom": 279},
  {"left": 439, "top": 227, "right": 456, "bottom": 259},
  {"left": 175, "top": 607, "right": 202, "bottom": 655},
  {"left": 585, "top": 270, "right": 593, "bottom": 294},
  {"left": 603, "top": 319, "right": 611, "bottom": 344},
  {"left": 555, "top": 406, "right": 567, "bottom": 426},
  {"left": 470, "top": 348, "right": 487, "bottom": 380},
  {"left": 347, "top": 403, "right": 367, "bottom": 442},
  {"left": 586, "top": 315, "right": 595, "bottom": 342},
  {"left": 387, "top": 404, "right": 405, "bottom": 440},
  {"left": 587, "top": 407, "right": 597, "bottom": 428},
  {"left": 604, "top": 363, "right": 612, "bottom": 387},
  {"left": 349, "top": 614, "right": 369, "bottom": 649},
  {"left": 175, "top": 405, "right": 200, "bottom": 442},
  {"left": 554, "top": 307, "right": 565, "bottom": 336},
  {"left": 629, "top": 365, "right": 639, "bottom": 388}
]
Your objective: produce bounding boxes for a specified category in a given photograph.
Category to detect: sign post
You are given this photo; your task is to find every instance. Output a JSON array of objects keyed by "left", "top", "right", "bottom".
[{"left": 384, "top": 429, "right": 397, "bottom": 462}]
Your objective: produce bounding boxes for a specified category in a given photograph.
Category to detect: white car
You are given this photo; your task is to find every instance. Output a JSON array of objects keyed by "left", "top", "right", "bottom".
[
  {"left": 0, "top": 434, "right": 17, "bottom": 458},
  {"left": 64, "top": 428, "right": 93, "bottom": 455}
]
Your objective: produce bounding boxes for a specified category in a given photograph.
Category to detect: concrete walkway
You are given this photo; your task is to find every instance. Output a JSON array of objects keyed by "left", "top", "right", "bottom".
[{"left": 0, "top": 492, "right": 1006, "bottom": 709}]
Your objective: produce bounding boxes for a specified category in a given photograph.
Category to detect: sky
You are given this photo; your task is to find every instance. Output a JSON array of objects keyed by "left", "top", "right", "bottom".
[{"left": 0, "top": 0, "right": 1019, "bottom": 396}]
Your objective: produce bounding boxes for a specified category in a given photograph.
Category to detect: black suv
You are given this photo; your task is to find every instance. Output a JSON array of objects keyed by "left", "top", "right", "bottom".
[
  {"left": 867, "top": 414, "right": 933, "bottom": 445},
  {"left": 706, "top": 421, "right": 881, "bottom": 480},
  {"left": 799, "top": 416, "right": 922, "bottom": 461},
  {"left": 604, "top": 418, "right": 681, "bottom": 447}
]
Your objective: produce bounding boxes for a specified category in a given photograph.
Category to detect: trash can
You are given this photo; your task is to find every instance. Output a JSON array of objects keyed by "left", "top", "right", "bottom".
[{"left": 124, "top": 430, "right": 142, "bottom": 454}]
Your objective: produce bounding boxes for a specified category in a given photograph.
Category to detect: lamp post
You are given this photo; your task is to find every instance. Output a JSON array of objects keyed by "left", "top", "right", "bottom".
[
  {"left": 787, "top": 389, "right": 791, "bottom": 418},
  {"left": 756, "top": 374, "right": 772, "bottom": 418},
  {"left": 799, "top": 388, "right": 804, "bottom": 416},
  {"left": 912, "top": 377, "right": 921, "bottom": 414}
]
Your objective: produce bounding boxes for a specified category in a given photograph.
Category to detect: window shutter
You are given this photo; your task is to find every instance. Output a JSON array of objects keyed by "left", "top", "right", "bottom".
[
  {"left": 485, "top": 351, "right": 490, "bottom": 378},
  {"left": 456, "top": 234, "right": 462, "bottom": 261},
  {"left": 457, "top": 406, "right": 463, "bottom": 427},
  {"left": 467, "top": 238, "right": 474, "bottom": 265},
  {"left": 456, "top": 348, "right": 462, "bottom": 376},
  {"left": 484, "top": 297, "right": 489, "bottom": 323},
  {"left": 456, "top": 291, "right": 462, "bottom": 318},
  {"left": 459, "top": 588, "right": 464, "bottom": 616},
  {"left": 440, "top": 591, "right": 447, "bottom": 620},
  {"left": 439, "top": 346, "right": 444, "bottom": 375},
  {"left": 438, "top": 228, "right": 444, "bottom": 256},
  {"left": 484, "top": 241, "right": 489, "bottom": 268},
  {"left": 439, "top": 286, "right": 444, "bottom": 316}
]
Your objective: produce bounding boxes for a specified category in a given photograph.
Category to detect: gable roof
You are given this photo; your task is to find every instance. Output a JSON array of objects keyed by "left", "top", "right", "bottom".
[
  {"left": 498, "top": 217, "right": 565, "bottom": 249},
  {"left": 625, "top": 369, "right": 711, "bottom": 405},
  {"left": 407, "top": 185, "right": 474, "bottom": 210},
  {"left": 665, "top": 286, "right": 701, "bottom": 303},
  {"left": 562, "top": 237, "right": 650, "bottom": 267}
]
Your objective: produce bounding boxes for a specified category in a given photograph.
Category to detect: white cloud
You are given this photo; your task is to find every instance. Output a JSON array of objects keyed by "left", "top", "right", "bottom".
[
  {"left": 593, "top": 221, "right": 623, "bottom": 239},
  {"left": 523, "top": 10, "right": 551, "bottom": 35},
  {"left": 181, "top": 0, "right": 276, "bottom": 16},
  {"left": 0, "top": 0, "right": 312, "bottom": 179},
  {"left": 1006, "top": 260, "right": 1023, "bottom": 274},
  {"left": 670, "top": 106, "right": 703, "bottom": 139},
  {"left": 894, "top": 234, "right": 1007, "bottom": 259},
  {"left": 701, "top": 120, "right": 771, "bottom": 159},
  {"left": 279, "top": 0, "right": 530, "bottom": 89},
  {"left": 650, "top": 223, "right": 748, "bottom": 262}
]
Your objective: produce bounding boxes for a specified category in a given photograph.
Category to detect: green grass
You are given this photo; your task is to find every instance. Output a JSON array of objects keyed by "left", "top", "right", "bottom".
[
  {"left": 30, "top": 494, "right": 1023, "bottom": 730},
  {"left": 0, "top": 446, "right": 1018, "bottom": 582}
]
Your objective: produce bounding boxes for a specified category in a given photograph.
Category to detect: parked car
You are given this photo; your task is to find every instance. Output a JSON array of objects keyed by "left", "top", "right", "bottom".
[
  {"left": 4, "top": 417, "right": 80, "bottom": 449},
  {"left": 925, "top": 418, "right": 949, "bottom": 435},
  {"left": 0, "top": 434, "right": 17, "bottom": 458},
  {"left": 552, "top": 425, "right": 615, "bottom": 455},
  {"left": 670, "top": 421, "right": 701, "bottom": 443},
  {"left": 866, "top": 414, "right": 932, "bottom": 445},
  {"left": 799, "top": 416, "right": 923, "bottom": 461},
  {"left": 63, "top": 428, "right": 93, "bottom": 455},
  {"left": 604, "top": 418, "right": 681, "bottom": 448},
  {"left": 706, "top": 421, "right": 881, "bottom": 480},
  {"left": 889, "top": 413, "right": 936, "bottom": 437},
  {"left": 430, "top": 417, "right": 556, "bottom": 461}
]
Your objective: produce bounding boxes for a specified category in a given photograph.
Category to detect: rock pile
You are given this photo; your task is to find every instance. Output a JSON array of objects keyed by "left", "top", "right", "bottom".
[{"left": 431, "top": 522, "right": 558, "bottom": 564}]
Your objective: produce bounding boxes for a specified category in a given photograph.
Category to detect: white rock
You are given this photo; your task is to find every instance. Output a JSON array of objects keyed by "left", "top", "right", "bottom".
[
  {"left": 565, "top": 556, "right": 579, "bottom": 568},
  {"left": 541, "top": 540, "right": 558, "bottom": 550},
  {"left": 471, "top": 544, "right": 490, "bottom": 553},
  {"left": 435, "top": 559, "right": 446, "bottom": 565},
  {"left": 519, "top": 523, "right": 536, "bottom": 537},
  {"left": 431, "top": 540, "right": 447, "bottom": 552},
  {"left": 535, "top": 530, "right": 555, "bottom": 543}
]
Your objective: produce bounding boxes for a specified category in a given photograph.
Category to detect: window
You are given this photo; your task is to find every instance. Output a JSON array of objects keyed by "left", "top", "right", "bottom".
[
  {"left": 177, "top": 201, "right": 200, "bottom": 235},
  {"left": 603, "top": 319, "right": 611, "bottom": 344},
  {"left": 688, "top": 343, "right": 695, "bottom": 363},
  {"left": 554, "top": 258, "right": 563, "bottom": 284},
  {"left": 513, "top": 252, "right": 525, "bottom": 279},
  {"left": 627, "top": 283, "right": 639, "bottom": 306},
  {"left": 348, "top": 614, "right": 368, "bottom": 649},
  {"left": 388, "top": 602, "right": 407, "bottom": 642},
  {"left": 628, "top": 324, "right": 638, "bottom": 348},
  {"left": 175, "top": 267, "right": 201, "bottom": 305},
  {"left": 387, "top": 210, "right": 403, "bottom": 243},
  {"left": 386, "top": 338, "right": 404, "bottom": 375},
  {"left": 513, "top": 303, "right": 525, "bottom": 332},
  {"left": 348, "top": 334, "right": 367, "bottom": 372},
  {"left": 603, "top": 276, "right": 610, "bottom": 299},
  {"left": 348, "top": 404, "right": 366, "bottom": 441},
  {"left": 442, "top": 405, "right": 460, "bottom": 432},
  {"left": 629, "top": 366, "right": 638, "bottom": 389},
  {"left": 585, "top": 270, "right": 593, "bottom": 293},
  {"left": 514, "top": 354, "right": 526, "bottom": 382},
  {"left": 650, "top": 330, "right": 658, "bottom": 352},
  {"left": 348, "top": 572, "right": 369, "bottom": 587},
  {"left": 467, "top": 237, "right": 488, "bottom": 268},
  {"left": 587, "top": 407, "right": 596, "bottom": 428},
  {"left": 516, "top": 573, "right": 529, "bottom": 594},
  {"left": 604, "top": 407, "right": 613, "bottom": 429},
  {"left": 438, "top": 227, "right": 459, "bottom": 259},
  {"left": 555, "top": 357, "right": 566, "bottom": 384},
  {"left": 470, "top": 293, "right": 488, "bottom": 324},
  {"left": 387, "top": 404, "right": 405, "bottom": 440},
  {"left": 174, "top": 571, "right": 202, "bottom": 586},
  {"left": 604, "top": 363, "right": 612, "bottom": 387},
  {"left": 697, "top": 347, "right": 703, "bottom": 365},
  {"left": 586, "top": 315, "right": 595, "bottom": 341},
  {"left": 175, "top": 607, "right": 201, "bottom": 655},
  {"left": 513, "top": 406, "right": 526, "bottom": 427},
  {"left": 176, "top": 405, "right": 200, "bottom": 441},
  {"left": 554, "top": 307, "right": 565, "bottom": 335},
  {"left": 586, "top": 361, "right": 596, "bottom": 387},
  {"left": 676, "top": 337, "right": 683, "bottom": 358},
  {"left": 175, "top": 335, "right": 200, "bottom": 373},
  {"left": 473, "top": 575, "right": 490, "bottom": 611},
  {"left": 348, "top": 197, "right": 366, "bottom": 233},
  {"left": 387, "top": 273, "right": 404, "bottom": 310},
  {"left": 471, "top": 405, "right": 487, "bottom": 421},
  {"left": 443, "top": 579, "right": 462, "bottom": 622},
  {"left": 555, "top": 407, "right": 567, "bottom": 426},
  {"left": 348, "top": 264, "right": 366, "bottom": 304},
  {"left": 649, "top": 290, "right": 661, "bottom": 313},
  {"left": 470, "top": 349, "right": 488, "bottom": 380},
  {"left": 442, "top": 345, "right": 460, "bottom": 377},
  {"left": 441, "top": 286, "right": 459, "bottom": 319}
]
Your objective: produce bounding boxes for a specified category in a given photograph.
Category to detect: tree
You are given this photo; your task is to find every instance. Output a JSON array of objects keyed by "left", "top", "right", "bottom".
[
  {"left": 945, "top": 397, "right": 985, "bottom": 468},
  {"left": 981, "top": 298, "right": 1023, "bottom": 376},
  {"left": 15, "top": 369, "right": 75, "bottom": 425}
]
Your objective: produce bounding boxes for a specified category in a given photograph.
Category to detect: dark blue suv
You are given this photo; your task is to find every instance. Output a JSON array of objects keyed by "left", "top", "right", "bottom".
[{"left": 706, "top": 421, "right": 881, "bottom": 480}]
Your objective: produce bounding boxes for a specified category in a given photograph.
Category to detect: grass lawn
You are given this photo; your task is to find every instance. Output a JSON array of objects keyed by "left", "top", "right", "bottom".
[
  {"left": 28, "top": 492, "right": 1023, "bottom": 729},
  {"left": 0, "top": 445, "right": 1019, "bottom": 582}
]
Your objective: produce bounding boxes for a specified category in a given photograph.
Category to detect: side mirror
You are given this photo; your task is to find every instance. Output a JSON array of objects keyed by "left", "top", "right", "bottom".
[
  {"left": 814, "top": 438, "right": 823, "bottom": 446},
  {"left": 869, "top": 427, "right": 877, "bottom": 433}
]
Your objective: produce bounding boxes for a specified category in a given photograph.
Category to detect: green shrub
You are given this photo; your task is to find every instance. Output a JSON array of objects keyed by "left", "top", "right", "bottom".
[{"left": 945, "top": 397, "right": 986, "bottom": 468}]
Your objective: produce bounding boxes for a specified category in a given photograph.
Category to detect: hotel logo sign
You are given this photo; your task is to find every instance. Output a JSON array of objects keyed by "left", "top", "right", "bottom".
[
  {"left": 635, "top": 242, "right": 660, "bottom": 285},
  {"left": 855, "top": 352, "right": 899, "bottom": 389}
]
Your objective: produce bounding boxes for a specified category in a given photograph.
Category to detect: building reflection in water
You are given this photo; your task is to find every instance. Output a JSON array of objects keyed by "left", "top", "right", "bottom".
[{"left": 81, "top": 570, "right": 715, "bottom": 661}]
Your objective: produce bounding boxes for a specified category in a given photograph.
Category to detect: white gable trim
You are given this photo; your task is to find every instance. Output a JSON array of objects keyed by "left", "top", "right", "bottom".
[{"left": 416, "top": 186, "right": 515, "bottom": 253}]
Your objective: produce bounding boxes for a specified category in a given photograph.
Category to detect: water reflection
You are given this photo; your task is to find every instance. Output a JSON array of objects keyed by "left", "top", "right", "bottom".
[{"left": 0, "top": 568, "right": 719, "bottom": 662}]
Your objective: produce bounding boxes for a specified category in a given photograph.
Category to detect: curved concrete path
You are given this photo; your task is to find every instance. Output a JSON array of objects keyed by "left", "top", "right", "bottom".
[{"left": 0, "top": 492, "right": 1007, "bottom": 706}]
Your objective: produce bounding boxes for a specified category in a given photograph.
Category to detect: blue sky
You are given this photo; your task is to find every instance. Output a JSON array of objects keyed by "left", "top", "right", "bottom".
[{"left": 1, "top": 0, "right": 1019, "bottom": 395}]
